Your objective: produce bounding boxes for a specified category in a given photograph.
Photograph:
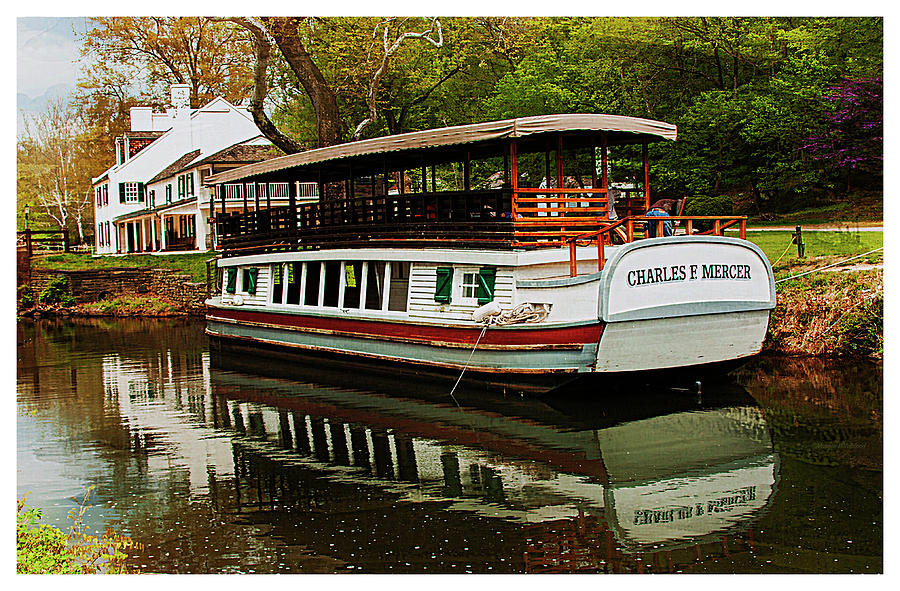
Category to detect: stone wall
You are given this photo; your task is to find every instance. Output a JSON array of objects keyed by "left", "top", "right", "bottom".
[{"left": 30, "top": 267, "right": 209, "bottom": 313}]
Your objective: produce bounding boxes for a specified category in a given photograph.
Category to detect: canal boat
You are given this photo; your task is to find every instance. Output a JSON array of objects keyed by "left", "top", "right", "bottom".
[{"left": 205, "top": 114, "right": 776, "bottom": 391}]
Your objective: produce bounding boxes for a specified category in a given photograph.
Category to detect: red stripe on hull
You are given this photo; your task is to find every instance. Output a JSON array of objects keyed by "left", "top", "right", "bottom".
[{"left": 209, "top": 307, "right": 603, "bottom": 347}]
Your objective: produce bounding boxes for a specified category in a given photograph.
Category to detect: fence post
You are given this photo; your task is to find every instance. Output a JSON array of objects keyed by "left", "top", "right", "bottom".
[
  {"left": 63, "top": 229, "right": 70, "bottom": 252},
  {"left": 793, "top": 225, "right": 805, "bottom": 258}
]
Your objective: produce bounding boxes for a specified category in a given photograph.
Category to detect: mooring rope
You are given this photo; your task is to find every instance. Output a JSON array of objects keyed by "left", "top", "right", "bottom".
[
  {"left": 770, "top": 238, "right": 796, "bottom": 268},
  {"left": 774, "top": 247, "right": 883, "bottom": 285},
  {"left": 448, "top": 323, "right": 489, "bottom": 407}
]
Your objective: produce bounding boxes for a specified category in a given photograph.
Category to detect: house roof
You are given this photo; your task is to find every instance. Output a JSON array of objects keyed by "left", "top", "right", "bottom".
[
  {"left": 147, "top": 150, "right": 201, "bottom": 184},
  {"left": 192, "top": 138, "right": 282, "bottom": 169},
  {"left": 124, "top": 130, "right": 166, "bottom": 140}
]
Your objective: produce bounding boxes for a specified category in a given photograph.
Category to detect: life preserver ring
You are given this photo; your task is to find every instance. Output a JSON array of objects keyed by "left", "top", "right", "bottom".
[{"left": 232, "top": 295, "right": 244, "bottom": 306}]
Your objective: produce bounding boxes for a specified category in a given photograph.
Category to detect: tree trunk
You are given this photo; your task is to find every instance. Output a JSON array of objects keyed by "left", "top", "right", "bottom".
[
  {"left": 225, "top": 17, "right": 305, "bottom": 155},
  {"left": 262, "top": 17, "right": 343, "bottom": 148}
]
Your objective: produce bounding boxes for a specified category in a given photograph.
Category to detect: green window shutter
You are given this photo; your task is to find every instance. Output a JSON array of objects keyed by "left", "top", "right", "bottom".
[
  {"left": 434, "top": 267, "right": 453, "bottom": 303},
  {"left": 247, "top": 268, "right": 258, "bottom": 295},
  {"left": 119, "top": 183, "right": 125, "bottom": 203},
  {"left": 138, "top": 183, "right": 145, "bottom": 202},
  {"left": 225, "top": 268, "right": 236, "bottom": 294},
  {"left": 476, "top": 267, "right": 496, "bottom": 304}
]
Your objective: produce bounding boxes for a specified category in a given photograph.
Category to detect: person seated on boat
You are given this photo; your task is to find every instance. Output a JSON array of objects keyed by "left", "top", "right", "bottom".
[{"left": 644, "top": 199, "right": 675, "bottom": 237}]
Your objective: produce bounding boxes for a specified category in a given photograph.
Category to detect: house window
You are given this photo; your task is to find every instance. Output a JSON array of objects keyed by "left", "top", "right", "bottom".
[
  {"left": 120, "top": 182, "right": 143, "bottom": 203},
  {"left": 103, "top": 185, "right": 108, "bottom": 206},
  {"left": 177, "top": 172, "right": 195, "bottom": 199}
]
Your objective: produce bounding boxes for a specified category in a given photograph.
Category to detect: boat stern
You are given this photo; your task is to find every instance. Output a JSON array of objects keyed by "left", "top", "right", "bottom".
[{"left": 595, "top": 236, "right": 776, "bottom": 372}]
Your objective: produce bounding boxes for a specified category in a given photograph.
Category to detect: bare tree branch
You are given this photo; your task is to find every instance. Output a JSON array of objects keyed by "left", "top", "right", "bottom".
[{"left": 352, "top": 17, "right": 443, "bottom": 140}]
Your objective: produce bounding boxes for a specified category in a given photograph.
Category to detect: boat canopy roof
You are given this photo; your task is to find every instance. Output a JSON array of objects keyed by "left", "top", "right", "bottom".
[{"left": 208, "top": 113, "right": 677, "bottom": 185}]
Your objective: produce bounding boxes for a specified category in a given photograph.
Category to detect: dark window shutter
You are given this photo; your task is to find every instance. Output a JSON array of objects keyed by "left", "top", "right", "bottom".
[
  {"left": 476, "top": 267, "right": 496, "bottom": 304},
  {"left": 225, "top": 268, "right": 237, "bottom": 294},
  {"left": 119, "top": 183, "right": 125, "bottom": 203},
  {"left": 434, "top": 267, "right": 453, "bottom": 303},
  {"left": 137, "top": 183, "right": 145, "bottom": 203},
  {"left": 245, "top": 268, "right": 258, "bottom": 295}
]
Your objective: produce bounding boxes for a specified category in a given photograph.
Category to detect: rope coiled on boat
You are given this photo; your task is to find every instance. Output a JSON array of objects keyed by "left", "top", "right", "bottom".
[{"left": 480, "top": 302, "right": 551, "bottom": 326}]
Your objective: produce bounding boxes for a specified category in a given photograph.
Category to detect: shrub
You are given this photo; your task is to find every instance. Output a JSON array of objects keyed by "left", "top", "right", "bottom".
[
  {"left": 18, "top": 285, "right": 34, "bottom": 308},
  {"left": 684, "top": 194, "right": 734, "bottom": 232},
  {"left": 837, "top": 293, "right": 883, "bottom": 356},
  {"left": 39, "top": 275, "right": 76, "bottom": 306},
  {"left": 17, "top": 497, "right": 80, "bottom": 574},
  {"left": 17, "top": 488, "right": 143, "bottom": 574}
]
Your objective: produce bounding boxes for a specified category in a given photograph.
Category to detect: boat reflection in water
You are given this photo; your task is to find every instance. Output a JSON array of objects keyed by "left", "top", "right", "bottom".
[{"left": 210, "top": 349, "right": 778, "bottom": 573}]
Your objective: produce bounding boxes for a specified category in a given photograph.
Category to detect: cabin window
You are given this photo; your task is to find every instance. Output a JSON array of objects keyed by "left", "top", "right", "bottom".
[
  {"left": 242, "top": 268, "right": 258, "bottom": 295},
  {"left": 342, "top": 261, "right": 363, "bottom": 308},
  {"left": 365, "top": 261, "right": 387, "bottom": 310},
  {"left": 434, "top": 267, "right": 453, "bottom": 304},
  {"left": 388, "top": 262, "right": 410, "bottom": 311},
  {"left": 271, "top": 264, "right": 283, "bottom": 303},
  {"left": 458, "top": 267, "right": 496, "bottom": 305},
  {"left": 323, "top": 261, "right": 341, "bottom": 307},
  {"left": 286, "top": 263, "right": 302, "bottom": 305},
  {"left": 225, "top": 268, "right": 237, "bottom": 294},
  {"left": 304, "top": 262, "right": 321, "bottom": 306}
]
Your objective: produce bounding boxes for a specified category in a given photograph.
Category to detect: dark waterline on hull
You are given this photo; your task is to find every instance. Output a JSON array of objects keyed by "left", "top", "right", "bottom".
[{"left": 17, "top": 317, "right": 882, "bottom": 574}]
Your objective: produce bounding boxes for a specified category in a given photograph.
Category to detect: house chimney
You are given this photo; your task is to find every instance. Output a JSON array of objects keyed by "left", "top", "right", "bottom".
[
  {"left": 130, "top": 106, "right": 153, "bottom": 131},
  {"left": 170, "top": 84, "right": 191, "bottom": 112}
]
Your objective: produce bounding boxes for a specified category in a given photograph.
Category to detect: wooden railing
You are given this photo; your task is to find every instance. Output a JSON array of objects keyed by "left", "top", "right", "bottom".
[
  {"left": 566, "top": 215, "right": 748, "bottom": 276},
  {"left": 511, "top": 187, "right": 610, "bottom": 245},
  {"left": 17, "top": 229, "right": 69, "bottom": 256},
  {"left": 217, "top": 189, "right": 517, "bottom": 255}
]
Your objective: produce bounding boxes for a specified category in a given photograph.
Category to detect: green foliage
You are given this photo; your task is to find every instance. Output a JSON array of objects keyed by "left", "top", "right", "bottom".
[
  {"left": 17, "top": 488, "right": 143, "bottom": 574},
  {"left": 18, "top": 286, "right": 34, "bottom": 308},
  {"left": 683, "top": 194, "right": 733, "bottom": 231},
  {"left": 39, "top": 275, "right": 76, "bottom": 306},
  {"left": 837, "top": 293, "right": 883, "bottom": 356},
  {"left": 17, "top": 496, "right": 80, "bottom": 574}
]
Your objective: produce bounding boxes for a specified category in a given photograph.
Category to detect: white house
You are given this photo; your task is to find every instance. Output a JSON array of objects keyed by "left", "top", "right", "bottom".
[{"left": 92, "top": 85, "right": 283, "bottom": 254}]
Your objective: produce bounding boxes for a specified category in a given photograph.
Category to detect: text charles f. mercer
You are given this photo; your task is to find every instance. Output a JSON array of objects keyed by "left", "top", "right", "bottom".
[{"left": 627, "top": 263, "right": 753, "bottom": 287}]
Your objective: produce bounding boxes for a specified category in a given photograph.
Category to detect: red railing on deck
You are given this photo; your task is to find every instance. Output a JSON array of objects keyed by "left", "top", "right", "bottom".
[{"left": 566, "top": 215, "right": 748, "bottom": 277}]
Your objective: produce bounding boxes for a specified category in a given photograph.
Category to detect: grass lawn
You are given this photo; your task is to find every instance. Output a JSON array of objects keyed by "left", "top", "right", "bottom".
[
  {"left": 33, "top": 252, "right": 218, "bottom": 283},
  {"left": 30, "top": 230, "right": 883, "bottom": 283},
  {"left": 734, "top": 230, "right": 883, "bottom": 272}
]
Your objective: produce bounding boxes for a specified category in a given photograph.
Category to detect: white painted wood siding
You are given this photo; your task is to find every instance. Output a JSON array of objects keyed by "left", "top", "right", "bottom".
[{"left": 408, "top": 263, "right": 514, "bottom": 322}]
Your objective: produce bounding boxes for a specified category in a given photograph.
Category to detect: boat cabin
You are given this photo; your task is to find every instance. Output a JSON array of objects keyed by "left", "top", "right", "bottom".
[{"left": 207, "top": 114, "right": 719, "bottom": 262}]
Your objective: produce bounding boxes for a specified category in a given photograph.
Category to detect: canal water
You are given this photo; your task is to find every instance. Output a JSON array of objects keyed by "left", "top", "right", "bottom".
[{"left": 16, "top": 318, "right": 882, "bottom": 574}]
